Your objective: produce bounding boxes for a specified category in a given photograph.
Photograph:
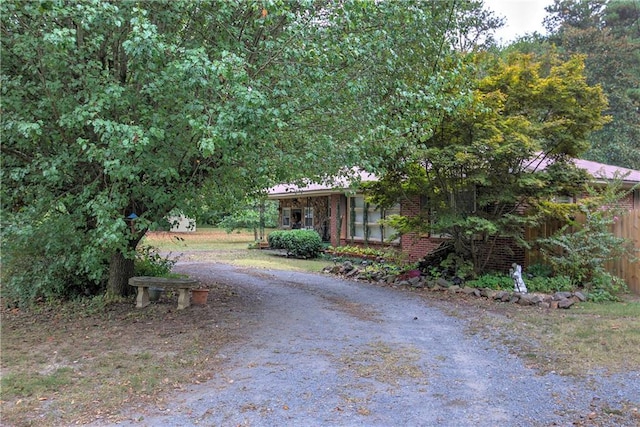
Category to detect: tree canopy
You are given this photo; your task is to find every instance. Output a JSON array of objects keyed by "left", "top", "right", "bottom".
[
  {"left": 2, "top": 0, "right": 504, "bottom": 302},
  {"left": 542, "top": 0, "right": 640, "bottom": 169},
  {"left": 365, "top": 51, "right": 609, "bottom": 273}
]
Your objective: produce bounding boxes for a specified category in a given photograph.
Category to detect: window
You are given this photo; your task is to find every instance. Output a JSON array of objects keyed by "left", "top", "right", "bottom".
[
  {"left": 348, "top": 195, "right": 399, "bottom": 242},
  {"left": 634, "top": 189, "right": 640, "bottom": 209},
  {"left": 282, "top": 208, "right": 291, "bottom": 227},
  {"left": 552, "top": 195, "right": 574, "bottom": 204},
  {"left": 304, "top": 207, "right": 314, "bottom": 228}
]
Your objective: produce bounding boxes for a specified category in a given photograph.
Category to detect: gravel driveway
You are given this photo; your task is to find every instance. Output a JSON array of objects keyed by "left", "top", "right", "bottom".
[{"left": 113, "top": 261, "right": 639, "bottom": 427}]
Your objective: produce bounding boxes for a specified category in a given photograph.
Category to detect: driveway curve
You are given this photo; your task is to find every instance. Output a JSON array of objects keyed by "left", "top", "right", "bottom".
[{"left": 115, "top": 261, "right": 639, "bottom": 427}]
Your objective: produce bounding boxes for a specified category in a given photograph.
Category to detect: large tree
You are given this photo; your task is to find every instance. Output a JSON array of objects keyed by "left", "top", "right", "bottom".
[
  {"left": 2, "top": 0, "right": 500, "bottom": 302},
  {"left": 543, "top": 0, "right": 640, "bottom": 169},
  {"left": 366, "top": 52, "right": 609, "bottom": 273}
]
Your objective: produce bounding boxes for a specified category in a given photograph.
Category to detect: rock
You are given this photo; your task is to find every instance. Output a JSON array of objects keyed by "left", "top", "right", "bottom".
[
  {"left": 436, "top": 278, "right": 452, "bottom": 288},
  {"left": 494, "top": 291, "right": 509, "bottom": 301},
  {"left": 345, "top": 268, "right": 359, "bottom": 278},
  {"left": 558, "top": 298, "right": 575, "bottom": 309},
  {"left": 517, "top": 295, "right": 535, "bottom": 306},
  {"left": 573, "top": 291, "right": 587, "bottom": 302},
  {"left": 397, "top": 280, "right": 411, "bottom": 287},
  {"left": 342, "top": 261, "right": 354, "bottom": 272},
  {"left": 550, "top": 300, "right": 559, "bottom": 309},
  {"left": 480, "top": 288, "right": 496, "bottom": 299},
  {"left": 553, "top": 291, "right": 573, "bottom": 301},
  {"left": 530, "top": 295, "right": 545, "bottom": 305},
  {"left": 539, "top": 302, "right": 551, "bottom": 309},
  {"left": 408, "top": 277, "right": 422, "bottom": 287},
  {"left": 461, "top": 287, "right": 477, "bottom": 295},
  {"left": 448, "top": 285, "right": 461, "bottom": 293}
]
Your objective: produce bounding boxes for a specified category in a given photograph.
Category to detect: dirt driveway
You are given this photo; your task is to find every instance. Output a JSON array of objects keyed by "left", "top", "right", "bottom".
[{"left": 105, "top": 261, "right": 638, "bottom": 427}]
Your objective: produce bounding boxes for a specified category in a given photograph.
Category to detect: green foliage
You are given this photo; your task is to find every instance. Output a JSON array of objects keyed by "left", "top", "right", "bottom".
[
  {"left": 525, "top": 262, "right": 554, "bottom": 278},
  {"left": 1, "top": 213, "right": 109, "bottom": 306},
  {"left": 585, "top": 273, "right": 628, "bottom": 302},
  {"left": 326, "top": 245, "right": 408, "bottom": 264},
  {"left": 133, "top": 245, "right": 177, "bottom": 277},
  {"left": 466, "top": 274, "right": 513, "bottom": 290},
  {"left": 267, "top": 230, "right": 287, "bottom": 250},
  {"left": 526, "top": 276, "right": 573, "bottom": 293},
  {"left": 367, "top": 51, "right": 608, "bottom": 274},
  {"left": 6, "top": 1, "right": 463, "bottom": 297},
  {"left": 539, "top": 179, "right": 637, "bottom": 296},
  {"left": 542, "top": 0, "right": 640, "bottom": 170},
  {"left": 268, "top": 230, "right": 322, "bottom": 259},
  {"left": 440, "top": 253, "right": 475, "bottom": 280},
  {"left": 216, "top": 199, "right": 279, "bottom": 232}
]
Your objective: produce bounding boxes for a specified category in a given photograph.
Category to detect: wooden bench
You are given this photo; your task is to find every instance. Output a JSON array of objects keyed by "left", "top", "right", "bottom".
[{"left": 129, "top": 276, "right": 199, "bottom": 310}]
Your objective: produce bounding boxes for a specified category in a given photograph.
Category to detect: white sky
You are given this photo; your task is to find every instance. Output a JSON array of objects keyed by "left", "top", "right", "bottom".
[{"left": 484, "top": 0, "right": 554, "bottom": 44}]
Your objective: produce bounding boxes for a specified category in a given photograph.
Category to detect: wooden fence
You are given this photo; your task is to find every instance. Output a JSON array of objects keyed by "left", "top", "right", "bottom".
[{"left": 525, "top": 209, "right": 640, "bottom": 295}]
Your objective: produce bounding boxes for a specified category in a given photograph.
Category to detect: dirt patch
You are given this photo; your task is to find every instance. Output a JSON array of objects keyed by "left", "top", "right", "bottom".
[{"left": 0, "top": 280, "right": 248, "bottom": 426}]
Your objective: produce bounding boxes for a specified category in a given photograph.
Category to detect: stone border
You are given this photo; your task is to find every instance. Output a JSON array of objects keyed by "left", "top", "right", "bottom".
[{"left": 323, "top": 261, "right": 586, "bottom": 309}]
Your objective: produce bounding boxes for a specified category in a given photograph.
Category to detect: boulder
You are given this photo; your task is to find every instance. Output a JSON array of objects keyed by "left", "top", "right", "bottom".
[{"left": 558, "top": 298, "right": 575, "bottom": 309}]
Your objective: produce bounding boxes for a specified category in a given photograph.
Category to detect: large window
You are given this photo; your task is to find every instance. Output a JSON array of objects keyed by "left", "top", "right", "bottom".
[{"left": 349, "top": 195, "right": 399, "bottom": 243}]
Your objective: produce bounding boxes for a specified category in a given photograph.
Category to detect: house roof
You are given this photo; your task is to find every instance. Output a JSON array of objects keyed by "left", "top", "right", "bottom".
[
  {"left": 526, "top": 156, "right": 640, "bottom": 185},
  {"left": 267, "top": 170, "right": 377, "bottom": 199},
  {"left": 268, "top": 158, "right": 640, "bottom": 198}
]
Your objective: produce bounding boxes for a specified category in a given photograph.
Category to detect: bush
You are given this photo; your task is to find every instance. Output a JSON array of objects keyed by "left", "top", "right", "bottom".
[
  {"left": 1, "top": 214, "right": 108, "bottom": 306},
  {"left": 526, "top": 275, "right": 573, "bottom": 293},
  {"left": 267, "top": 229, "right": 322, "bottom": 258},
  {"left": 134, "top": 245, "right": 177, "bottom": 277},
  {"left": 465, "top": 273, "right": 512, "bottom": 290},
  {"left": 267, "top": 230, "right": 287, "bottom": 250},
  {"left": 538, "top": 179, "right": 637, "bottom": 299}
]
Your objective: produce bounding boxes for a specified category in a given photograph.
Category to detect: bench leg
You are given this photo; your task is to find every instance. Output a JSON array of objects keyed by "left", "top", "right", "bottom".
[
  {"left": 177, "top": 288, "right": 190, "bottom": 310},
  {"left": 136, "top": 286, "right": 150, "bottom": 308}
]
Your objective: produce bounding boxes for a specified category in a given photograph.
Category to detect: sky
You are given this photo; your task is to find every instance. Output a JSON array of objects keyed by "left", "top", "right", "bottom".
[{"left": 484, "top": 0, "right": 554, "bottom": 44}]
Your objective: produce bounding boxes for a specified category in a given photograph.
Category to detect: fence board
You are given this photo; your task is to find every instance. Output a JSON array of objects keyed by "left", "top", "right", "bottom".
[{"left": 526, "top": 209, "right": 640, "bottom": 295}]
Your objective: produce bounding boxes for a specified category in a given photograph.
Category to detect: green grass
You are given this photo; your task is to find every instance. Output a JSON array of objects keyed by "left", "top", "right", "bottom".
[
  {"left": 144, "top": 227, "right": 330, "bottom": 272},
  {"left": 464, "top": 297, "right": 640, "bottom": 375}
]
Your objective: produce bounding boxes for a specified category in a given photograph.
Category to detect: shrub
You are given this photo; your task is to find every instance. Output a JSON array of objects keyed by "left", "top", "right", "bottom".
[
  {"left": 526, "top": 275, "right": 573, "bottom": 293},
  {"left": 465, "top": 273, "right": 512, "bottom": 290},
  {"left": 268, "top": 229, "right": 323, "bottom": 258},
  {"left": 267, "top": 230, "right": 287, "bottom": 249},
  {"left": 538, "top": 179, "right": 637, "bottom": 298},
  {"left": 134, "top": 245, "right": 177, "bottom": 277}
]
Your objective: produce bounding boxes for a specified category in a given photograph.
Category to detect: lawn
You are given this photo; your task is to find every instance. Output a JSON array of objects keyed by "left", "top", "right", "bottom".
[
  {"left": 143, "top": 227, "right": 330, "bottom": 272},
  {"left": 1, "top": 227, "right": 639, "bottom": 426}
]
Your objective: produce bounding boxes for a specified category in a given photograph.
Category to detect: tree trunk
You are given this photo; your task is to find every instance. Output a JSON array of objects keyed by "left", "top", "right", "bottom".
[
  {"left": 107, "top": 234, "right": 144, "bottom": 296},
  {"left": 107, "top": 250, "right": 135, "bottom": 296}
]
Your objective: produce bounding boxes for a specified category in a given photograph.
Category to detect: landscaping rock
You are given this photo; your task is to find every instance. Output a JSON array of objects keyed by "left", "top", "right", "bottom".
[
  {"left": 558, "top": 298, "right": 575, "bottom": 309},
  {"left": 408, "top": 277, "right": 423, "bottom": 288},
  {"left": 461, "top": 287, "right": 477, "bottom": 295},
  {"left": 517, "top": 295, "right": 536, "bottom": 306},
  {"left": 573, "top": 291, "right": 587, "bottom": 302},
  {"left": 553, "top": 291, "right": 573, "bottom": 301},
  {"left": 436, "top": 278, "right": 452, "bottom": 288}
]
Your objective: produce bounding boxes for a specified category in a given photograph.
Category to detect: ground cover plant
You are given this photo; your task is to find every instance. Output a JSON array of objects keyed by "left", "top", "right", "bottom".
[{"left": 1, "top": 228, "right": 639, "bottom": 426}]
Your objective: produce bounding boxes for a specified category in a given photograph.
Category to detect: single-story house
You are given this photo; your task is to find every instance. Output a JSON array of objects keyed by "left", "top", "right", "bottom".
[{"left": 268, "top": 158, "right": 640, "bottom": 273}]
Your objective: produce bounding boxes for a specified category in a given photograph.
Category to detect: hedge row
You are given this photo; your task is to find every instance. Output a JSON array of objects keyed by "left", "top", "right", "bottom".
[{"left": 268, "top": 229, "right": 323, "bottom": 259}]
